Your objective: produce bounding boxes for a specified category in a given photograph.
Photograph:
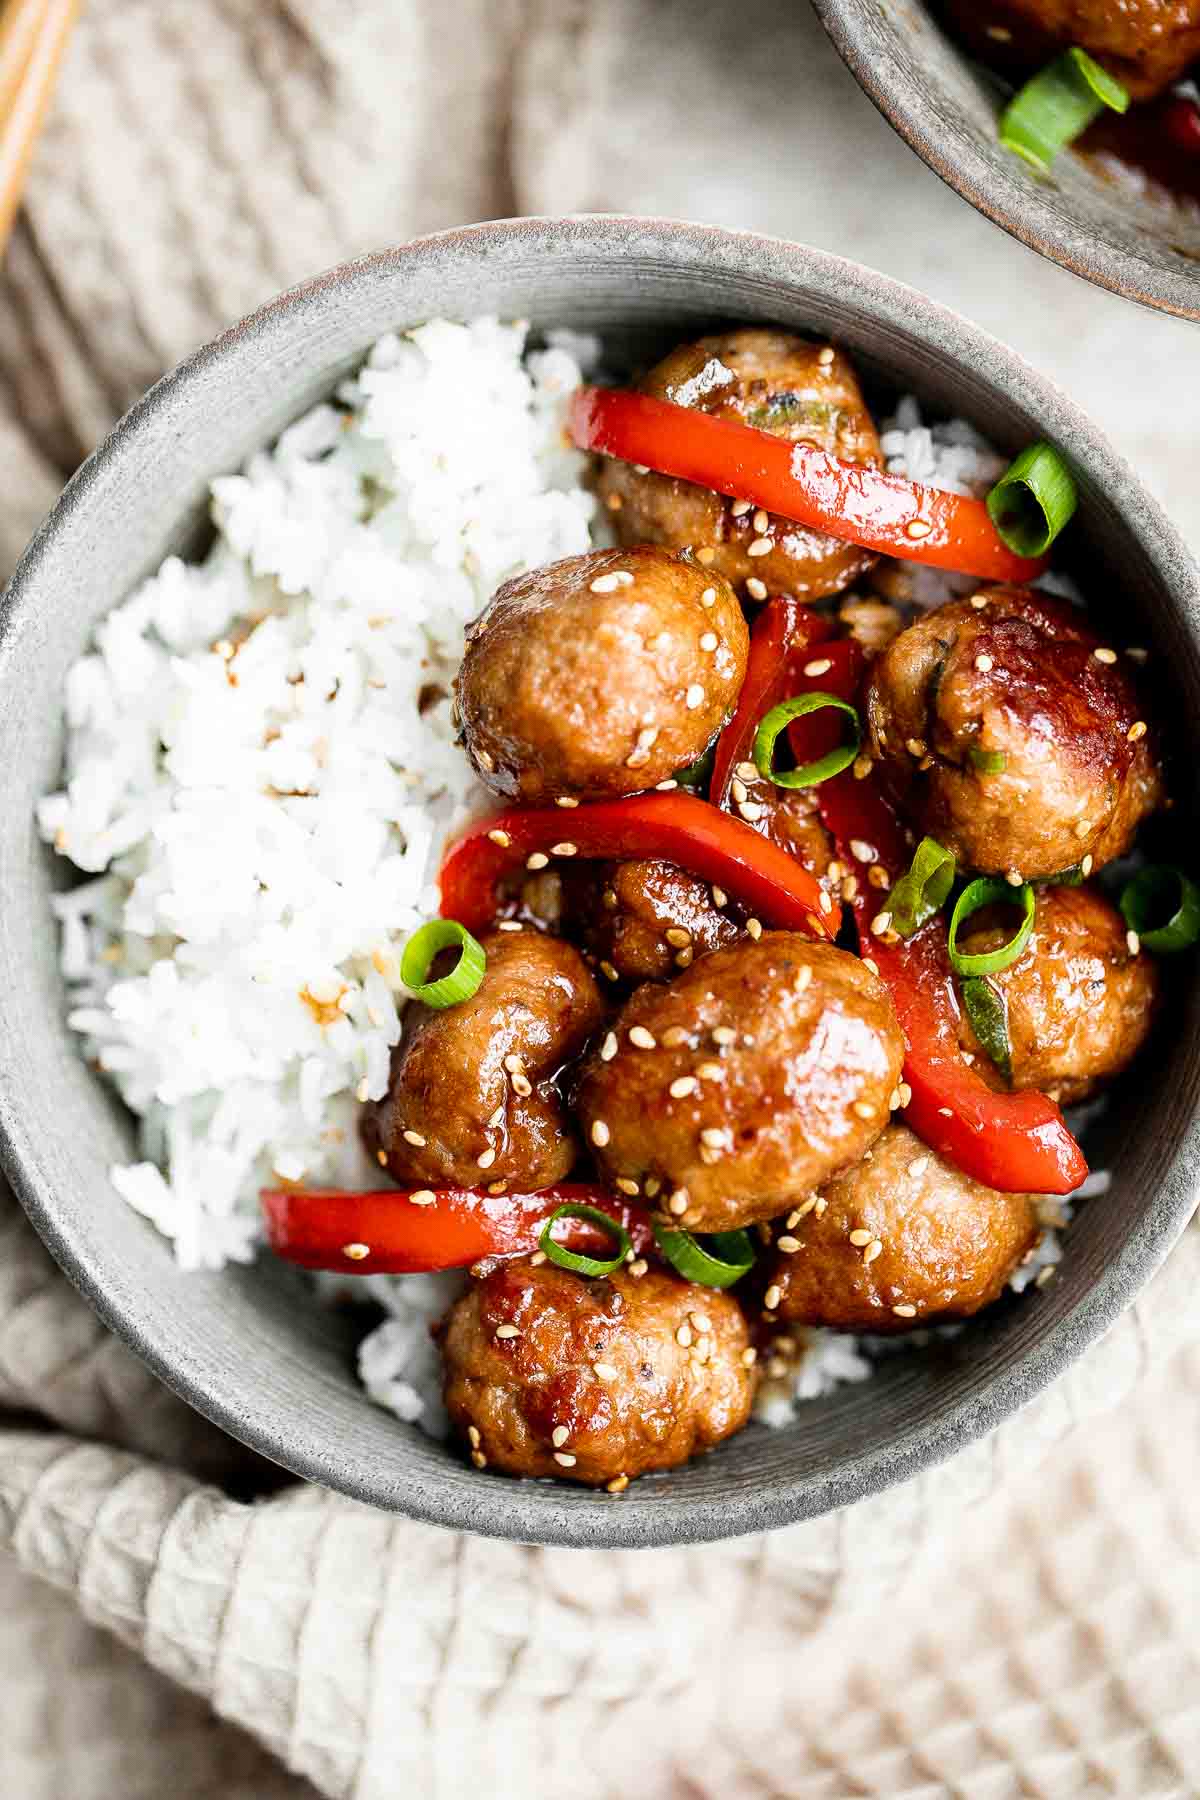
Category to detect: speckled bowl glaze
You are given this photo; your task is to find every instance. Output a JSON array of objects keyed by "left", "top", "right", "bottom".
[
  {"left": 812, "top": 0, "right": 1200, "bottom": 321},
  {"left": 1, "top": 216, "right": 1198, "bottom": 1549}
]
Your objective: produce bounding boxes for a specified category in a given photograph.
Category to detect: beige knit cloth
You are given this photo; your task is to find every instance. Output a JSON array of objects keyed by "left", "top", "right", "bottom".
[{"left": 3, "top": 3, "right": 1199, "bottom": 1795}]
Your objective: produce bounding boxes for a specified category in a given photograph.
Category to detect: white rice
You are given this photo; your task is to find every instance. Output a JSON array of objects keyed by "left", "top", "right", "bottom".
[{"left": 40, "top": 331, "right": 1092, "bottom": 1438}]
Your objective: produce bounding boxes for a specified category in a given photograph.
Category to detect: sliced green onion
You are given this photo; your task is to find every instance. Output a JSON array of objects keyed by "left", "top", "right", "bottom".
[
  {"left": 1039, "top": 862, "right": 1087, "bottom": 887},
  {"left": 1000, "top": 47, "right": 1130, "bottom": 174},
  {"left": 539, "top": 1204, "right": 632, "bottom": 1277},
  {"left": 652, "top": 1221, "right": 755, "bottom": 1289},
  {"left": 960, "top": 976, "right": 1012, "bottom": 1082},
  {"left": 752, "top": 692, "right": 860, "bottom": 789},
  {"left": 969, "top": 747, "right": 1008, "bottom": 775},
  {"left": 675, "top": 742, "right": 716, "bottom": 792},
  {"left": 887, "top": 837, "right": 955, "bottom": 938},
  {"left": 948, "top": 876, "right": 1036, "bottom": 977},
  {"left": 1119, "top": 865, "right": 1200, "bottom": 954},
  {"left": 986, "top": 441, "right": 1078, "bottom": 559},
  {"left": 400, "top": 919, "right": 487, "bottom": 1008}
]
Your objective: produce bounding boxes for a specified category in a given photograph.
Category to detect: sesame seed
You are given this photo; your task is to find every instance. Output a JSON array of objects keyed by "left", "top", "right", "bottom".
[
  {"left": 551, "top": 841, "right": 578, "bottom": 857},
  {"left": 410, "top": 1190, "right": 437, "bottom": 1208},
  {"left": 551, "top": 1425, "right": 571, "bottom": 1448},
  {"left": 511, "top": 1073, "right": 532, "bottom": 1097},
  {"left": 712, "top": 885, "right": 729, "bottom": 908},
  {"left": 868, "top": 863, "right": 890, "bottom": 889},
  {"left": 970, "top": 593, "right": 989, "bottom": 609},
  {"left": 852, "top": 753, "right": 874, "bottom": 781},
  {"left": 938, "top": 1105, "right": 952, "bottom": 1118},
  {"left": 628, "top": 1258, "right": 649, "bottom": 1276},
  {"left": 700, "top": 1126, "right": 729, "bottom": 1148},
  {"left": 741, "top": 1346, "right": 758, "bottom": 1368},
  {"left": 503, "top": 1052, "right": 524, "bottom": 1072},
  {"left": 777, "top": 1235, "right": 801, "bottom": 1254},
  {"left": 864, "top": 1240, "right": 884, "bottom": 1263},
  {"left": 376, "top": 1149, "right": 389, "bottom": 1167},
  {"left": 628, "top": 1025, "right": 657, "bottom": 1051},
  {"left": 529, "top": 1250, "right": 546, "bottom": 1266},
  {"left": 554, "top": 1451, "right": 577, "bottom": 1467},
  {"left": 471, "top": 1450, "right": 488, "bottom": 1469},
  {"left": 817, "top": 345, "right": 836, "bottom": 367},
  {"left": 804, "top": 658, "right": 833, "bottom": 677},
  {"left": 819, "top": 889, "right": 833, "bottom": 915},
  {"left": 606, "top": 1473, "right": 629, "bottom": 1494},
  {"left": 477, "top": 1147, "right": 497, "bottom": 1169},
  {"left": 700, "top": 588, "right": 719, "bottom": 613},
  {"left": 764, "top": 1284, "right": 783, "bottom": 1311},
  {"left": 905, "top": 519, "right": 932, "bottom": 541},
  {"left": 853, "top": 1100, "right": 876, "bottom": 1120},
  {"left": 1035, "top": 1265, "right": 1056, "bottom": 1289},
  {"left": 662, "top": 1027, "right": 689, "bottom": 1049},
  {"left": 797, "top": 1194, "right": 819, "bottom": 1218},
  {"left": 731, "top": 498, "right": 753, "bottom": 517},
  {"left": 905, "top": 737, "right": 927, "bottom": 759},
  {"left": 899, "top": 1083, "right": 913, "bottom": 1108},
  {"left": 696, "top": 546, "right": 716, "bottom": 565},
  {"left": 467, "top": 1425, "right": 481, "bottom": 1448},
  {"left": 748, "top": 536, "right": 772, "bottom": 558},
  {"left": 615, "top": 570, "right": 635, "bottom": 587},
  {"left": 746, "top": 577, "right": 768, "bottom": 600},
  {"left": 525, "top": 851, "right": 549, "bottom": 870},
  {"left": 555, "top": 794, "right": 580, "bottom": 809},
  {"left": 696, "top": 1061, "right": 724, "bottom": 1081},
  {"left": 616, "top": 1178, "right": 641, "bottom": 1198},
  {"left": 700, "top": 631, "right": 719, "bottom": 652},
  {"left": 487, "top": 828, "right": 512, "bottom": 847},
  {"left": 669, "top": 1076, "right": 698, "bottom": 1099},
  {"left": 712, "top": 1026, "right": 737, "bottom": 1046},
  {"left": 685, "top": 684, "right": 705, "bottom": 710},
  {"left": 342, "top": 1242, "right": 370, "bottom": 1261},
  {"left": 1128, "top": 720, "right": 1147, "bottom": 742},
  {"left": 655, "top": 779, "right": 678, "bottom": 791},
  {"left": 495, "top": 1324, "right": 520, "bottom": 1340},
  {"left": 668, "top": 1188, "right": 690, "bottom": 1215},
  {"left": 1080, "top": 855, "right": 1094, "bottom": 877},
  {"left": 1127, "top": 929, "right": 1140, "bottom": 955},
  {"left": 676, "top": 1324, "right": 693, "bottom": 1348},
  {"left": 862, "top": 957, "right": 879, "bottom": 977},
  {"left": 590, "top": 572, "right": 622, "bottom": 594},
  {"left": 1004, "top": 869, "right": 1024, "bottom": 887},
  {"left": 814, "top": 1197, "right": 828, "bottom": 1215},
  {"left": 1075, "top": 819, "right": 1092, "bottom": 840},
  {"left": 746, "top": 917, "right": 763, "bottom": 940},
  {"left": 594, "top": 1362, "right": 619, "bottom": 1383},
  {"left": 795, "top": 964, "right": 813, "bottom": 991},
  {"left": 871, "top": 911, "right": 892, "bottom": 936},
  {"left": 975, "top": 654, "right": 994, "bottom": 673},
  {"left": 848, "top": 1228, "right": 873, "bottom": 1247},
  {"left": 739, "top": 799, "right": 765, "bottom": 822},
  {"left": 893, "top": 1303, "right": 918, "bottom": 1318},
  {"left": 590, "top": 1119, "right": 610, "bottom": 1147},
  {"left": 497, "top": 920, "right": 523, "bottom": 932},
  {"left": 664, "top": 927, "right": 692, "bottom": 948},
  {"left": 600, "top": 1031, "right": 618, "bottom": 1062},
  {"left": 402, "top": 1129, "right": 427, "bottom": 1147},
  {"left": 1093, "top": 647, "right": 1118, "bottom": 664}
]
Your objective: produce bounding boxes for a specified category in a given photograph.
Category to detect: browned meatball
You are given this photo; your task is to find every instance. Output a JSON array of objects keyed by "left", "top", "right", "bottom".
[
  {"left": 597, "top": 331, "right": 881, "bottom": 602},
  {"left": 942, "top": 0, "right": 1200, "bottom": 103},
  {"left": 577, "top": 935, "right": 905, "bottom": 1232},
  {"left": 956, "top": 883, "right": 1158, "bottom": 1105},
  {"left": 365, "top": 931, "right": 605, "bottom": 1189},
  {"left": 864, "top": 588, "right": 1163, "bottom": 879},
  {"left": 763, "top": 1125, "right": 1039, "bottom": 1332},
  {"left": 442, "top": 1259, "right": 756, "bottom": 1485},
  {"left": 454, "top": 546, "right": 748, "bottom": 803},
  {"left": 568, "top": 858, "right": 740, "bottom": 984}
]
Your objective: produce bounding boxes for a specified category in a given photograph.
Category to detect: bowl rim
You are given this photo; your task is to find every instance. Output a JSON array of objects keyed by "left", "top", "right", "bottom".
[
  {"left": 2, "top": 212, "right": 1199, "bottom": 1547},
  {"left": 810, "top": 0, "right": 1200, "bottom": 324}
]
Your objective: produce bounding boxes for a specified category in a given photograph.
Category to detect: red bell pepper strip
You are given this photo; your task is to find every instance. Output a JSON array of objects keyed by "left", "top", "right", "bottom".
[
  {"left": 570, "top": 386, "right": 1047, "bottom": 586},
  {"left": 261, "top": 1184, "right": 655, "bottom": 1276},
  {"left": 438, "top": 791, "right": 840, "bottom": 941},
  {"left": 711, "top": 598, "right": 834, "bottom": 808},
  {"left": 783, "top": 636, "right": 866, "bottom": 770},
  {"left": 815, "top": 766, "right": 1087, "bottom": 1195}
]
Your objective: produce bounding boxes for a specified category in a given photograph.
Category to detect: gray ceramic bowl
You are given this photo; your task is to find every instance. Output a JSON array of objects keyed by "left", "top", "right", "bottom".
[
  {"left": 812, "top": 0, "right": 1200, "bottom": 321},
  {"left": 1, "top": 216, "right": 1198, "bottom": 1549}
]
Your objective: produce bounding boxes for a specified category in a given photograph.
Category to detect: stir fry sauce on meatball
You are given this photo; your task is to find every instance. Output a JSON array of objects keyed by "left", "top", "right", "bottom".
[
  {"left": 957, "top": 883, "right": 1158, "bottom": 1105},
  {"left": 940, "top": 0, "right": 1200, "bottom": 103},
  {"left": 442, "top": 1260, "right": 756, "bottom": 1485},
  {"left": 577, "top": 935, "right": 905, "bottom": 1233},
  {"left": 762, "top": 1125, "right": 1039, "bottom": 1331},
  {"left": 567, "top": 858, "right": 740, "bottom": 985},
  {"left": 597, "top": 330, "right": 882, "bottom": 601},
  {"left": 365, "top": 931, "right": 605, "bottom": 1190},
  {"left": 454, "top": 546, "right": 748, "bottom": 803},
  {"left": 865, "top": 587, "right": 1164, "bottom": 879}
]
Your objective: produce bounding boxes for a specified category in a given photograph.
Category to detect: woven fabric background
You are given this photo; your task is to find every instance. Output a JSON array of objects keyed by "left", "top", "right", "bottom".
[{"left": 1, "top": 3, "right": 1198, "bottom": 1795}]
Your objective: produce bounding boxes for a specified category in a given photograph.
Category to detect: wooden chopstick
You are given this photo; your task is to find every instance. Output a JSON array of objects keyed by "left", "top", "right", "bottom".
[{"left": 0, "top": 0, "right": 81, "bottom": 254}]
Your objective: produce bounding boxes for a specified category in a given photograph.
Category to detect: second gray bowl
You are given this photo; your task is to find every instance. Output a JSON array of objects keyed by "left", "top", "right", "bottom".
[
  {"left": 812, "top": 0, "right": 1200, "bottom": 322},
  {"left": 1, "top": 215, "right": 1199, "bottom": 1547}
]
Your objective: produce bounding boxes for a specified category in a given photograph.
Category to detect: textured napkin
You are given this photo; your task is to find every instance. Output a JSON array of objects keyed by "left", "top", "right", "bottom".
[{"left": 2, "top": 2, "right": 1198, "bottom": 1795}]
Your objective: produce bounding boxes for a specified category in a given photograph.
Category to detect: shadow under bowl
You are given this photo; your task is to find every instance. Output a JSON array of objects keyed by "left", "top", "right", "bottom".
[{"left": 1, "top": 214, "right": 1198, "bottom": 1548}]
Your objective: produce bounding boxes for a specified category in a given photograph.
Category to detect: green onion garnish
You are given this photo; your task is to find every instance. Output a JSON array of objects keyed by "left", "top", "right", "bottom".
[
  {"left": 1039, "top": 863, "right": 1087, "bottom": 887},
  {"left": 969, "top": 747, "right": 1008, "bottom": 775},
  {"left": 539, "top": 1204, "right": 632, "bottom": 1278},
  {"left": 675, "top": 742, "right": 716, "bottom": 793},
  {"left": 1000, "top": 46, "right": 1130, "bottom": 174},
  {"left": 948, "top": 876, "right": 1036, "bottom": 977},
  {"left": 986, "top": 441, "right": 1078, "bottom": 559},
  {"left": 652, "top": 1221, "right": 755, "bottom": 1288},
  {"left": 752, "top": 692, "right": 860, "bottom": 789},
  {"left": 961, "top": 976, "right": 1013, "bottom": 1082},
  {"left": 887, "top": 836, "right": 955, "bottom": 938},
  {"left": 1119, "top": 865, "right": 1200, "bottom": 954},
  {"left": 400, "top": 919, "right": 487, "bottom": 1008}
]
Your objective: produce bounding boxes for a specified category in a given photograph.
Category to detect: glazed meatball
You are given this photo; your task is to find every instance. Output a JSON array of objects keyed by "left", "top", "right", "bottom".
[
  {"left": 763, "top": 1125, "right": 1039, "bottom": 1332},
  {"left": 942, "top": 0, "right": 1200, "bottom": 103},
  {"left": 956, "top": 882, "right": 1158, "bottom": 1105},
  {"left": 597, "top": 330, "right": 882, "bottom": 602},
  {"left": 755, "top": 785, "right": 839, "bottom": 894},
  {"left": 442, "top": 1259, "right": 756, "bottom": 1485},
  {"left": 569, "top": 858, "right": 740, "bottom": 984},
  {"left": 865, "top": 588, "right": 1163, "bottom": 879},
  {"left": 366, "top": 931, "right": 605, "bottom": 1189},
  {"left": 577, "top": 935, "right": 905, "bottom": 1233},
  {"left": 454, "top": 546, "right": 748, "bottom": 802}
]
